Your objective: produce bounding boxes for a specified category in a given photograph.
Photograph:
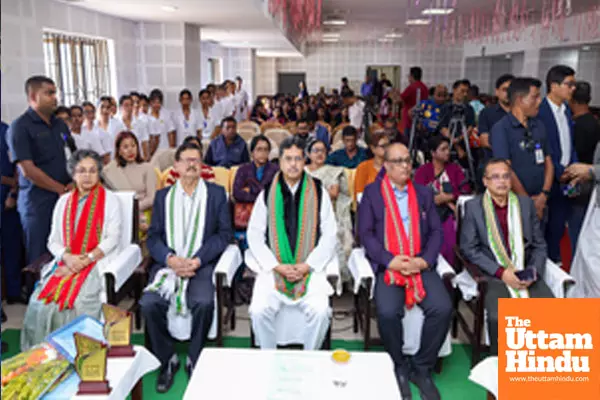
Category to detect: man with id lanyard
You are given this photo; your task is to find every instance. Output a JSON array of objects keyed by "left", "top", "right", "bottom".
[
  {"left": 7, "top": 76, "right": 73, "bottom": 265},
  {"left": 491, "top": 77, "right": 554, "bottom": 228}
]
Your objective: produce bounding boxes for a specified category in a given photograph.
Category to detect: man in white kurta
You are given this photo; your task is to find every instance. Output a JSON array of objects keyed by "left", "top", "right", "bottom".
[{"left": 248, "top": 135, "right": 337, "bottom": 350}]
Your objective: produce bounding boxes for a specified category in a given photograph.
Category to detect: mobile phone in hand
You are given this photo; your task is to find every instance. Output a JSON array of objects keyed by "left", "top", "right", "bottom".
[{"left": 515, "top": 268, "right": 537, "bottom": 282}]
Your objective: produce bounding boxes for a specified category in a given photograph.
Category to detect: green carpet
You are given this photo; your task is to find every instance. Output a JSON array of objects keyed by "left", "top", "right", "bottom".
[{"left": 1, "top": 329, "right": 485, "bottom": 399}]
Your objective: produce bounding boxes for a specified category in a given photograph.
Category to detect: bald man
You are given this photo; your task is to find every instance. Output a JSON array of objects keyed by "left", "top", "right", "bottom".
[
  {"left": 358, "top": 143, "right": 450, "bottom": 400},
  {"left": 418, "top": 84, "right": 448, "bottom": 134}
]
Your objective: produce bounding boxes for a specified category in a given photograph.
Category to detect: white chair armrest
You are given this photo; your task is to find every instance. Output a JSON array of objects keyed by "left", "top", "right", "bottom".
[
  {"left": 214, "top": 244, "right": 243, "bottom": 288},
  {"left": 102, "top": 244, "right": 142, "bottom": 292},
  {"left": 244, "top": 249, "right": 260, "bottom": 274},
  {"left": 325, "top": 255, "right": 342, "bottom": 296},
  {"left": 348, "top": 248, "right": 375, "bottom": 297},
  {"left": 543, "top": 259, "right": 575, "bottom": 298},
  {"left": 436, "top": 255, "right": 456, "bottom": 282}
]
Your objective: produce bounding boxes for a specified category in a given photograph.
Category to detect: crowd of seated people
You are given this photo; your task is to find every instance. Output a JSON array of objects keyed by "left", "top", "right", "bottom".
[{"left": 2, "top": 63, "right": 600, "bottom": 400}]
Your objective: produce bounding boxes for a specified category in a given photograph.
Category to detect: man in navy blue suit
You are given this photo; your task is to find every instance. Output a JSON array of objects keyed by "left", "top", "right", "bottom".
[
  {"left": 140, "top": 141, "right": 233, "bottom": 393},
  {"left": 358, "top": 143, "right": 451, "bottom": 400},
  {"left": 536, "top": 65, "right": 582, "bottom": 262}
]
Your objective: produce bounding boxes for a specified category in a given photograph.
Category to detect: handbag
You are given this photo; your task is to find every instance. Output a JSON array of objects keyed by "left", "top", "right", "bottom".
[{"left": 234, "top": 202, "right": 254, "bottom": 229}]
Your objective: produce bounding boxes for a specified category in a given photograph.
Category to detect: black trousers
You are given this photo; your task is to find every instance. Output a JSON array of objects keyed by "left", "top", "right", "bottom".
[
  {"left": 140, "top": 264, "right": 215, "bottom": 367},
  {"left": 374, "top": 268, "right": 453, "bottom": 375},
  {"left": 485, "top": 278, "right": 554, "bottom": 355}
]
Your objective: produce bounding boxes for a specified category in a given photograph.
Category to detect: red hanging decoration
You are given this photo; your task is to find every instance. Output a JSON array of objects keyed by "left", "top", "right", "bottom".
[{"left": 268, "top": 0, "right": 322, "bottom": 39}]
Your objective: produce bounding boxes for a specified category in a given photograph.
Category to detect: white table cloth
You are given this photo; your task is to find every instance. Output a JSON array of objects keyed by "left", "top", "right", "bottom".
[
  {"left": 184, "top": 348, "right": 401, "bottom": 400},
  {"left": 43, "top": 346, "right": 159, "bottom": 400},
  {"left": 469, "top": 356, "right": 498, "bottom": 399}
]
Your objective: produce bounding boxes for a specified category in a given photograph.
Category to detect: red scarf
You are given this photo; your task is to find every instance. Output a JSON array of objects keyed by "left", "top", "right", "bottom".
[
  {"left": 381, "top": 175, "right": 426, "bottom": 309},
  {"left": 38, "top": 185, "right": 106, "bottom": 311}
]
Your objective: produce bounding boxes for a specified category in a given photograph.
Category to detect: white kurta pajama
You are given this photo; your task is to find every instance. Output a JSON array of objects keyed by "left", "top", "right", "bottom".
[{"left": 248, "top": 180, "right": 337, "bottom": 350}]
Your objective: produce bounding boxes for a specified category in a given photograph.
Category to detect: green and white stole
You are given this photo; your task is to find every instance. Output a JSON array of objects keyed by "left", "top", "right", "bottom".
[
  {"left": 267, "top": 172, "right": 318, "bottom": 300},
  {"left": 145, "top": 180, "right": 207, "bottom": 315},
  {"left": 483, "top": 190, "right": 528, "bottom": 298}
]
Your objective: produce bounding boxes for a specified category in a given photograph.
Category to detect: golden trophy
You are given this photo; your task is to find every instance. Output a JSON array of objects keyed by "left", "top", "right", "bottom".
[
  {"left": 102, "top": 304, "right": 135, "bottom": 357},
  {"left": 74, "top": 333, "right": 111, "bottom": 395}
]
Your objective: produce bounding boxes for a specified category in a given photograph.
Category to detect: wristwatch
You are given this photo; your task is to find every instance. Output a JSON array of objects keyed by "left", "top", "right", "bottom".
[
  {"left": 542, "top": 189, "right": 551, "bottom": 198},
  {"left": 87, "top": 252, "right": 96, "bottom": 262}
]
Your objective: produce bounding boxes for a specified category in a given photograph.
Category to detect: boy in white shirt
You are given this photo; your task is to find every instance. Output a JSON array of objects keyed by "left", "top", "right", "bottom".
[{"left": 148, "top": 88, "right": 176, "bottom": 155}]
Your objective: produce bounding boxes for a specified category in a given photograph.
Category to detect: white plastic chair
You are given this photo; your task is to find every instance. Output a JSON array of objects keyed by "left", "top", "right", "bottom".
[{"left": 349, "top": 248, "right": 454, "bottom": 358}]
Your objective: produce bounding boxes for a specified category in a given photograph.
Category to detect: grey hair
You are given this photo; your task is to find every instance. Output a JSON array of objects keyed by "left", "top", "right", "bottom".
[
  {"left": 67, "top": 149, "right": 104, "bottom": 177},
  {"left": 278, "top": 135, "right": 307, "bottom": 158}
]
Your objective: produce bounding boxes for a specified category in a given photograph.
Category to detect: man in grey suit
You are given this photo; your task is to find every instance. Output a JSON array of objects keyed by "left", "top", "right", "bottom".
[{"left": 460, "top": 158, "right": 554, "bottom": 355}]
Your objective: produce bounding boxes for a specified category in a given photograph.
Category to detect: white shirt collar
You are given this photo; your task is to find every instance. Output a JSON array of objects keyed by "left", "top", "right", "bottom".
[{"left": 547, "top": 97, "right": 565, "bottom": 114}]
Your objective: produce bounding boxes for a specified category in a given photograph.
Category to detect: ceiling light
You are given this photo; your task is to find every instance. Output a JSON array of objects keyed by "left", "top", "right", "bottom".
[
  {"left": 422, "top": 8, "right": 454, "bottom": 16},
  {"left": 505, "top": 54, "right": 512, "bottom": 59},
  {"left": 385, "top": 33, "right": 404, "bottom": 38},
  {"left": 378, "top": 38, "right": 394, "bottom": 43},
  {"left": 322, "top": 33, "right": 341, "bottom": 38},
  {"left": 161, "top": 5, "right": 178, "bottom": 12},
  {"left": 582, "top": 45, "right": 591, "bottom": 51},
  {"left": 322, "top": 38, "right": 340, "bottom": 42},
  {"left": 406, "top": 18, "right": 431, "bottom": 26},
  {"left": 323, "top": 19, "right": 347, "bottom": 26}
]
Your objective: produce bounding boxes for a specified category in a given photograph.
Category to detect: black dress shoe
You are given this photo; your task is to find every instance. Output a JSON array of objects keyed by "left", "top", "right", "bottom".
[
  {"left": 394, "top": 366, "right": 412, "bottom": 399},
  {"left": 185, "top": 358, "right": 193, "bottom": 379},
  {"left": 410, "top": 372, "right": 441, "bottom": 400},
  {"left": 156, "top": 357, "right": 180, "bottom": 393}
]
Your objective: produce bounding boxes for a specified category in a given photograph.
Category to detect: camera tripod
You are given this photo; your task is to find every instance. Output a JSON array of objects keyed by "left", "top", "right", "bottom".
[{"left": 447, "top": 114, "right": 477, "bottom": 192}]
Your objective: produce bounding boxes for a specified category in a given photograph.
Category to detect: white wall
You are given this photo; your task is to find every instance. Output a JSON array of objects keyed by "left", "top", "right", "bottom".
[
  {"left": 1, "top": 0, "right": 139, "bottom": 122},
  {"left": 255, "top": 40, "right": 465, "bottom": 96},
  {"left": 200, "top": 42, "right": 256, "bottom": 101}
]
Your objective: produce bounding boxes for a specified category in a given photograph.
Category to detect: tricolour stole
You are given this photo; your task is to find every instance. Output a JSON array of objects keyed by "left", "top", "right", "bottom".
[{"left": 267, "top": 173, "right": 318, "bottom": 300}]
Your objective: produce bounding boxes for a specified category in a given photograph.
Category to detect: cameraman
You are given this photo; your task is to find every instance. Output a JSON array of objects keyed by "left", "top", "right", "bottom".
[{"left": 438, "top": 80, "right": 477, "bottom": 168}]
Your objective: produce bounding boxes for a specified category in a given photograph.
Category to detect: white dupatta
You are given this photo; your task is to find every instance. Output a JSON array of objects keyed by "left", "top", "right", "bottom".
[{"left": 145, "top": 179, "right": 207, "bottom": 340}]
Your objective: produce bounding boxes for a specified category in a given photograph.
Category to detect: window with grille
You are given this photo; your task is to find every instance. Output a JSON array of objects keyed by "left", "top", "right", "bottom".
[{"left": 43, "top": 31, "right": 112, "bottom": 106}]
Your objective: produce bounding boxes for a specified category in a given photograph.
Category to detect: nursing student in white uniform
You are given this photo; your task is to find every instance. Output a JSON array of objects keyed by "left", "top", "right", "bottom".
[
  {"left": 209, "top": 84, "right": 235, "bottom": 138},
  {"left": 197, "top": 89, "right": 214, "bottom": 141},
  {"left": 174, "top": 89, "right": 201, "bottom": 146},
  {"left": 148, "top": 88, "right": 176, "bottom": 156},
  {"left": 234, "top": 76, "right": 249, "bottom": 122},
  {"left": 69, "top": 105, "right": 109, "bottom": 164},
  {"left": 94, "top": 96, "right": 126, "bottom": 160},
  {"left": 118, "top": 94, "right": 150, "bottom": 160}
]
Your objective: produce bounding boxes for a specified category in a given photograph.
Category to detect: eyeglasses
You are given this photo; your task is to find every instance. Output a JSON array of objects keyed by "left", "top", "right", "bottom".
[
  {"left": 180, "top": 157, "right": 201, "bottom": 165},
  {"left": 311, "top": 147, "right": 327, "bottom": 154},
  {"left": 561, "top": 81, "right": 577, "bottom": 88},
  {"left": 485, "top": 173, "right": 511, "bottom": 181},
  {"left": 386, "top": 156, "right": 412, "bottom": 166}
]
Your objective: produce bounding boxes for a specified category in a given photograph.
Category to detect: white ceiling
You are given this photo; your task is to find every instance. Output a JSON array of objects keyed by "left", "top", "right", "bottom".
[
  {"left": 316, "top": 0, "right": 597, "bottom": 43},
  {"left": 61, "top": 0, "right": 299, "bottom": 52}
]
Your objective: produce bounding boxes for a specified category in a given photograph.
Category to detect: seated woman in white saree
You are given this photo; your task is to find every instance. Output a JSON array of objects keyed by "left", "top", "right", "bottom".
[
  {"left": 305, "top": 139, "right": 353, "bottom": 280},
  {"left": 21, "top": 150, "right": 121, "bottom": 350}
]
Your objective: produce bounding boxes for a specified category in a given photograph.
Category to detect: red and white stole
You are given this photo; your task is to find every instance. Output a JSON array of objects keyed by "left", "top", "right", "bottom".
[
  {"left": 38, "top": 185, "right": 106, "bottom": 311},
  {"left": 381, "top": 175, "right": 426, "bottom": 309}
]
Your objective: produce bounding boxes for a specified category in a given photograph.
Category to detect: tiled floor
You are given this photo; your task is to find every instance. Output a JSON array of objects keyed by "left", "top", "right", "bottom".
[{"left": 2, "top": 292, "right": 470, "bottom": 344}]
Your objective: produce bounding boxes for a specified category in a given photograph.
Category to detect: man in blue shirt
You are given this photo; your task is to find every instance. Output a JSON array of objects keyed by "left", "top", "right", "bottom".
[
  {"left": 479, "top": 74, "right": 514, "bottom": 158},
  {"left": 204, "top": 117, "right": 250, "bottom": 168},
  {"left": 491, "top": 77, "right": 554, "bottom": 223},
  {"left": 7, "top": 76, "right": 72, "bottom": 266},
  {"left": 1, "top": 120, "right": 24, "bottom": 303},
  {"left": 327, "top": 126, "right": 367, "bottom": 169}
]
